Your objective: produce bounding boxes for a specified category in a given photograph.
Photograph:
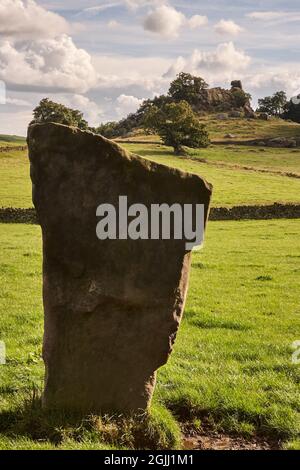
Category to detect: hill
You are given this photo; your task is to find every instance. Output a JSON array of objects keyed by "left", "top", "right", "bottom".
[
  {"left": 115, "top": 114, "right": 300, "bottom": 144},
  {"left": 97, "top": 76, "right": 255, "bottom": 139},
  {"left": 0, "top": 134, "right": 26, "bottom": 146}
]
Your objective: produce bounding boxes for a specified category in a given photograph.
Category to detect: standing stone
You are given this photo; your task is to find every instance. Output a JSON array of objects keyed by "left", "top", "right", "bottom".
[{"left": 28, "top": 123, "right": 212, "bottom": 414}]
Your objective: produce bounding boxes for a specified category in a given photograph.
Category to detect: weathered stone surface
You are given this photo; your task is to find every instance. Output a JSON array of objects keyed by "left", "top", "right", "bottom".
[
  {"left": 243, "top": 104, "right": 256, "bottom": 119},
  {"left": 229, "top": 111, "right": 243, "bottom": 118},
  {"left": 193, "top": 81, "right": 254, "bottom": 115},
  {"left": 267, "top": 137, "right": 297, "bottom": 148},
  {"left": 27, "top": 122, "right": 212, "bottom": 414},
  {"left": 231, "top": 80, "right": 243, "bottom": 90}
]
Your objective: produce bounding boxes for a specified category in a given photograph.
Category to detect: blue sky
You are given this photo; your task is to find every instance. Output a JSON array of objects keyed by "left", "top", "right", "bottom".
[{"left": 0, "top": 0, "right": 300, "bottom": 135}]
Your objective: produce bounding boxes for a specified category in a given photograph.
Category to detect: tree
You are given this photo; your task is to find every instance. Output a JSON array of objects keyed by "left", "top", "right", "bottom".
[
  {"left": 143, "top": 100, "right": 209, "bottom": 154},
  {"left": 257, "top": 91, "right": 287, "bottom": 116},
  {"left": 272, "top": 91, "right": 288, "bottom": 115},
  {"left": 32, "top": 98, "right": 89, "bottom": 130},
  {"left": 96, "top": 121, "right": 120, "bottom": 139},
  {"left": 283, "top": 97, "right": 300, "bottom": 123},
  {"left": 168, "top": 73, "right": 209, "bottom": 105}
]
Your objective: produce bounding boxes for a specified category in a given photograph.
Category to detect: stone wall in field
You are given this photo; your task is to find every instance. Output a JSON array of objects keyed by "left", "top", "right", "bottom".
[{"left": 1, "top": 203, "right": 300, "bottom": 224}]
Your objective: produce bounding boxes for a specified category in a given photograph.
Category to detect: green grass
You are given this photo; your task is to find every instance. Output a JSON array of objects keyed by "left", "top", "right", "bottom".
[
  {"left": 199, "top": 115, "right": 300, "bottom": 141},
  {"left": 123, "top": 143, "right": 300, "bottom": 207},
  {"left": 124, "top": 141, "right": 300, "bottom": 174},
  {"left": 1, "top": 141, "right": 300, "bottom": 209},
  {"left": 159, "top": 219, "right": 300, "bottom": 443},
  {"left": 0, "top": 150, "right": 32, "bottom": 208},
  {"left": 0, "top": 221, "right": 299, "bottom": 449},
  {"left": 186, "top": 146, "right": 300, "bottom": 175},
  {"left": 117, "top": 117, "right": 300, "bottom": 143}
]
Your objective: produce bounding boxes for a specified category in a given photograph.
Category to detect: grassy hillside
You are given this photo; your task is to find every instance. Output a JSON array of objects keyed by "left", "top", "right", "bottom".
[
  {"left": 0, "top": 135, "right": 26, "bottom": 146},
  {"left": 185, "top": 146, "right": 300, "bottom": 174},
  {"left": 203, "top": 115, "right": 300, "bottom": 141},
  {"left": 116, "top": 116, "right": 300, "bottom": 143},
  {"left": 0, "top": 221, "right": 299, "bottom": 449}
]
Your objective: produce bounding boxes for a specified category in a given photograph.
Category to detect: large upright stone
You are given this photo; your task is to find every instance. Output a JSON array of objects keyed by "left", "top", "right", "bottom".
[{"left": 28, "top": 123, "right": 212, "bottom": 414}]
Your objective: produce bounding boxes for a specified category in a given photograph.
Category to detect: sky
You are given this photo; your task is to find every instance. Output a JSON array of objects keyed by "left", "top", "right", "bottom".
[{"left": 0, "top": 0, "right": 300, "bottom": 135}]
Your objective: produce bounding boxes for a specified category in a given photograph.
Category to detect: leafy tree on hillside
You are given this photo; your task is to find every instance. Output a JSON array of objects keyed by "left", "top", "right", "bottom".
[
  {"left": 32, "top": 98, "right": 89, "bottom": 130},
  {"left": 283, "top": 96, "right": 300, "bottom": 123},
  {"left": 97, "top": 121, "right": 121, "bottom": 139},
  {"left": 168, "top": 73, "right": 209, "bottom": 105},
  {"left": 137, "top": 95, "right": 171, "bottom": 118},
  {"left": 257, "top": 91, "right": 287, "bottom": 116},
  {"left": 96, "top": 96, "right": 172, "bottom": 139},
  {"left": 143, "top": 100, "right": 209, "bottom": 154}
]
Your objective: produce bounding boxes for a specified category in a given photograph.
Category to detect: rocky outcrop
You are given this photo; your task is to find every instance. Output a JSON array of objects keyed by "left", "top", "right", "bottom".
[
  {"left": 27, "top": 122, "right": 212, "bottom": 414},
  {"left": 252, "top": 137, "right": 300, "bottom": 148},
  {"left": 231, "top": 80, "right": 243, "bottom": 90},
  {"left": 194, "top": 80, "right": 254, "bottom": 116}
]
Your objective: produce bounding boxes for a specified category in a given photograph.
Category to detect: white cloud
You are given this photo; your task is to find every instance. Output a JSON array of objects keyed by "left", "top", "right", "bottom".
[
  {"left": 125, "top": 0, "right": 163, "bottom": 10},
  {"left": 52, "top": 94, "right": 103, "bottom": 126},
  {"left": 5, "top": 96, "right": 31, "bottom": 106},
  {"left": 245, "top": 70, "right": 300, "bottom": 97},
  {"left": 247, "top": 11, "right": 283, "bottom": 21},
  {"left": 81, "top": 2, "right": 121, "bottom": 15},
  {"left": 214, "top": 19, "right": 243, "bottom": 36},
  {"left": 190, "top": 42, "right": 250, "bottom": 73},
  {"left": 0, "top": 35, "right": 98, "bottom": 93},
  {"left": 125, "top": 0, "right": 148, "bottom": 9},
  {"left": 164, "top": 42, "right": 251, "bottom": 80},
  {"left": 91, "top": 54, "right": 171, "bottom": 92},
  {"left": 0, "top": 0, "right": 69, "bottom": 40},
  {"left": 247, "top": 11, "right": 300, "bottom": 23},
  {"left": 81, "top": 0, "right": 161, "bottom": 15},
  {"left": 188, "top": 15, "right": 208, "bottom": 30},
  {"left": 0, "top": 109, "right": 32, "bottom": 136},
  {"left": 143, "top": 5, "right": 185, "bottom": 38},
  {"left": 107, "top": 20, "right": 120, "bottom": 29},
  {"left": 116, "top": 94, "right": 143, "bottom": 117},
  {"left": 143, "top": 5, "right": 209, "bottom": 38}
]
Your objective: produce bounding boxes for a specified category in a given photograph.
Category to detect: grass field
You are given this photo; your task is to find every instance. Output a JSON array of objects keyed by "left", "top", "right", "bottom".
[
  {"left": 1, "top": 144, "right": 300, "bottom": 209},
  {"left": 186, "top": 146, "right": 300, "bottom": 174},
  {"left": 123, "top": 143, "right": 300, "bottom": 174},
  {"left": 0, "top": 221, "right": 299, "bottom": 449},
  {"left": 0, "top": 121, "right": 300, "bottom": 450},
  {"left": 116, "top": 117, "right": 300, "bottom": 143},
  {"left": 0, "top": 150, "right": 32, "bottom": 208},
  {"left": 123, "top": 143, "right": 300, "bottom": 207}
]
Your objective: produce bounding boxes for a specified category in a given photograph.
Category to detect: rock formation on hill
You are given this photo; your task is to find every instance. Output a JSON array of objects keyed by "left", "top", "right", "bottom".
[
  {"left": 27, "top": 122, "right": 212, "bottom": 414},
  {"left": 194, "top": 80, "right": 254, "bottom": 117}
]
